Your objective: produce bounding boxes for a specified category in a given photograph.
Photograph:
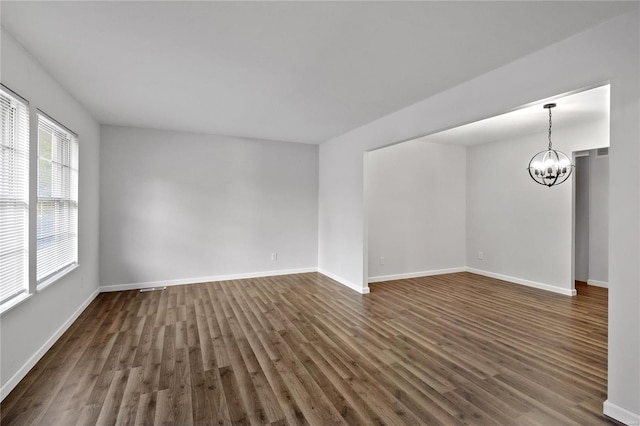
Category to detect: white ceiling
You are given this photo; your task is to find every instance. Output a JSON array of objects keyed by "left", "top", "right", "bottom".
[
  {"left": 415, "top": 85, "right": 610, "bottom": 147},
  {"left": 1, "top": 2, "right": 635, "bottom": 144}
]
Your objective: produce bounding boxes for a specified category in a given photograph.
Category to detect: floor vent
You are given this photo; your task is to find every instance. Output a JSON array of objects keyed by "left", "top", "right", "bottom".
[{"left": 140, "top": 286, "right": 167, "bottom": 292}]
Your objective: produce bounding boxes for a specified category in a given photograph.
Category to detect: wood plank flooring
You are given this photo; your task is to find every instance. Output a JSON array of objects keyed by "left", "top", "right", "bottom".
[{"left": 1, "top": 272, "right": 614, "bottom": 425}]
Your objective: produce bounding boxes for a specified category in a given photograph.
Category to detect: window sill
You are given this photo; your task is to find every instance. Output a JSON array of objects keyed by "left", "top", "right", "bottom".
[
  {"left": 0, "top": 292, "right": 34, "bottom": 316},
  {"left": 0, "top": 264, "right": 80, "bottom": 315},
  {"left": 37, "top": 263, "right": 79, "bottom": 292}
]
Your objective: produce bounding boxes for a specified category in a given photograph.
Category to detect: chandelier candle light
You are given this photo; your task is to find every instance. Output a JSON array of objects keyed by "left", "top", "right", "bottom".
[{"left": 527, "top": 103, "right": 574, "bottom": 187}]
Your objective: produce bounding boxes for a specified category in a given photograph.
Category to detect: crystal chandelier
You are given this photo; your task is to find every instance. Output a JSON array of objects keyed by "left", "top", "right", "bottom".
[{"left": 527, "top": 103, "right": 574, "bottom": 187}]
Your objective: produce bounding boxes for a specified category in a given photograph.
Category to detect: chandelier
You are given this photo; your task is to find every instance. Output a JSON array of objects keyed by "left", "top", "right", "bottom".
[{"left": 527, "top": 103, "right": 574, "bottom": 187}]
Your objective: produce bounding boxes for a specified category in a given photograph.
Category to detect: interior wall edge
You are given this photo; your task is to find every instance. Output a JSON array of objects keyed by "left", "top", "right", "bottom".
[{"left": 317, "top": 268, "right": 370, "bottom": 294}]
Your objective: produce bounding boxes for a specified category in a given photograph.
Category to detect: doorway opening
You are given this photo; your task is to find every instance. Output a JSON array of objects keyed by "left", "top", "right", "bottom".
[
  {"left": 574, "top": 147, "right": 609, "bottom": 295},
  {"left": 365, "top": 84, "right": 610, "bottom": 295}
]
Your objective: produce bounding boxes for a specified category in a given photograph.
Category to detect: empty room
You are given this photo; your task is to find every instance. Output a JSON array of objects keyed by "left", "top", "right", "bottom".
[{"left": 0, "top": 2, "right": 638, "bottom": 425}]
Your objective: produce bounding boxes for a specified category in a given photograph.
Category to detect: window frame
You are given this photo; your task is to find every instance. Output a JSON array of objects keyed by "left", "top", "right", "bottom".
[
  {"left": 36, "top": 110, "right": 79, "bottom": 290},
  {"left": 0, "top": 84, "right": 31, "bottom": 313}
]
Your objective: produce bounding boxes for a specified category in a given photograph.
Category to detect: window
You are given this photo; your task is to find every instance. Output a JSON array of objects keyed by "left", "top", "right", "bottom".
[
  {"left": 37, "top": 112, "right": 78, "bottom": 285},
  {"left": 0, "top": 86, "right": 30, "bottom": 305}
]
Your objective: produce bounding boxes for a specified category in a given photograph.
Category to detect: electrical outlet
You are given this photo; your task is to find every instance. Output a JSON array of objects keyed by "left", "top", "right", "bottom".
[
  {"left": 271, "top": 252, "right": 278, "bottom": 261},
  {"left": 379, "top": 256, "right": 385, "bottom": 265},
  {"left": 478, "top": 251, "right": 484, "bottom": 260}
]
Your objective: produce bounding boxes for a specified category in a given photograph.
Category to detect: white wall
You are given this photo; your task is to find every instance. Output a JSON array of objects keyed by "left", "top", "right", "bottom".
[
  {"left": 575, "top": 156, "right": 590, "bottom": 282},
  {"left": 466, "top": 121, "right": 608, "bottom": 294},
  {"left": 366, "top": 141, "right": 466, "bottom": 280},
  {"left": 99, "top": 125, "right": 318, "bottom": 288},
  {"left": 588, "top": 151, "right": 609, "bottom": 285},
  {"left": 318, "top": 10, "right": 639, "bottom": 421},
  {"left": 0, "top": 29, "right": 101, "bottom": 397}
]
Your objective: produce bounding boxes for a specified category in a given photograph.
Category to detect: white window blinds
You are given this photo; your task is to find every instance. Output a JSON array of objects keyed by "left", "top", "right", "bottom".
[
  {"left": 1, "top": 86, "right": 30, "bottom": 305},
  {"left": 37, "top": 113, "right": 78, "bottom": 284}
]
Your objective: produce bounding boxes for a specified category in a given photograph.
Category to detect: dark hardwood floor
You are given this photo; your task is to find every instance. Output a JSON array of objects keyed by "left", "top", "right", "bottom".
[{"left": 1, "top": 272, "right": 613, "bottom": 425}]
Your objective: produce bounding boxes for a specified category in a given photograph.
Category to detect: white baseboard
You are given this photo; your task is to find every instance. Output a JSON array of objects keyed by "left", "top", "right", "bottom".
[
  {"left": 604, "top": 400, "right": 640, "bottom": 425},
  {"left": 0, "top": 287, "right": 100, "bottom": 401},
  {"left": 466, "top": 267, "right": 577, "bottom": 296},
  {"left": 368, "top": 267, "right": 466, "bottom": 283},
  {"left": 588, "top": 279, "right": 609, "bottom": 288},
  {"left": 367, "top": 266, "right": 577, "bottom": 296},
  {"left": 318, "top": 268, "right": 370, "bottom": 294},
  {"left": 100, "top": 267, "right": 319, "bottom": 292}
]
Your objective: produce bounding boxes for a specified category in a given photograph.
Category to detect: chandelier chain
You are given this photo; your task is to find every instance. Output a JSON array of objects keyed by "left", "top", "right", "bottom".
[{"left": 548, "top": 107, "right": 553, "bottom": 150}]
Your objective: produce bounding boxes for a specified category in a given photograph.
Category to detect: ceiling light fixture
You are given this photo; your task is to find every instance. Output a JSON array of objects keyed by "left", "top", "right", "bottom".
[{"left": 527, "top": 103, "right": 574, "bottom": 187}]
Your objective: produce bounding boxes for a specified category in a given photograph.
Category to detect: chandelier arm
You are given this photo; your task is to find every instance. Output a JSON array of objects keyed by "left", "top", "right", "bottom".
[{"left": 528, "top": 163, "right": 544, "bottom": 185}]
